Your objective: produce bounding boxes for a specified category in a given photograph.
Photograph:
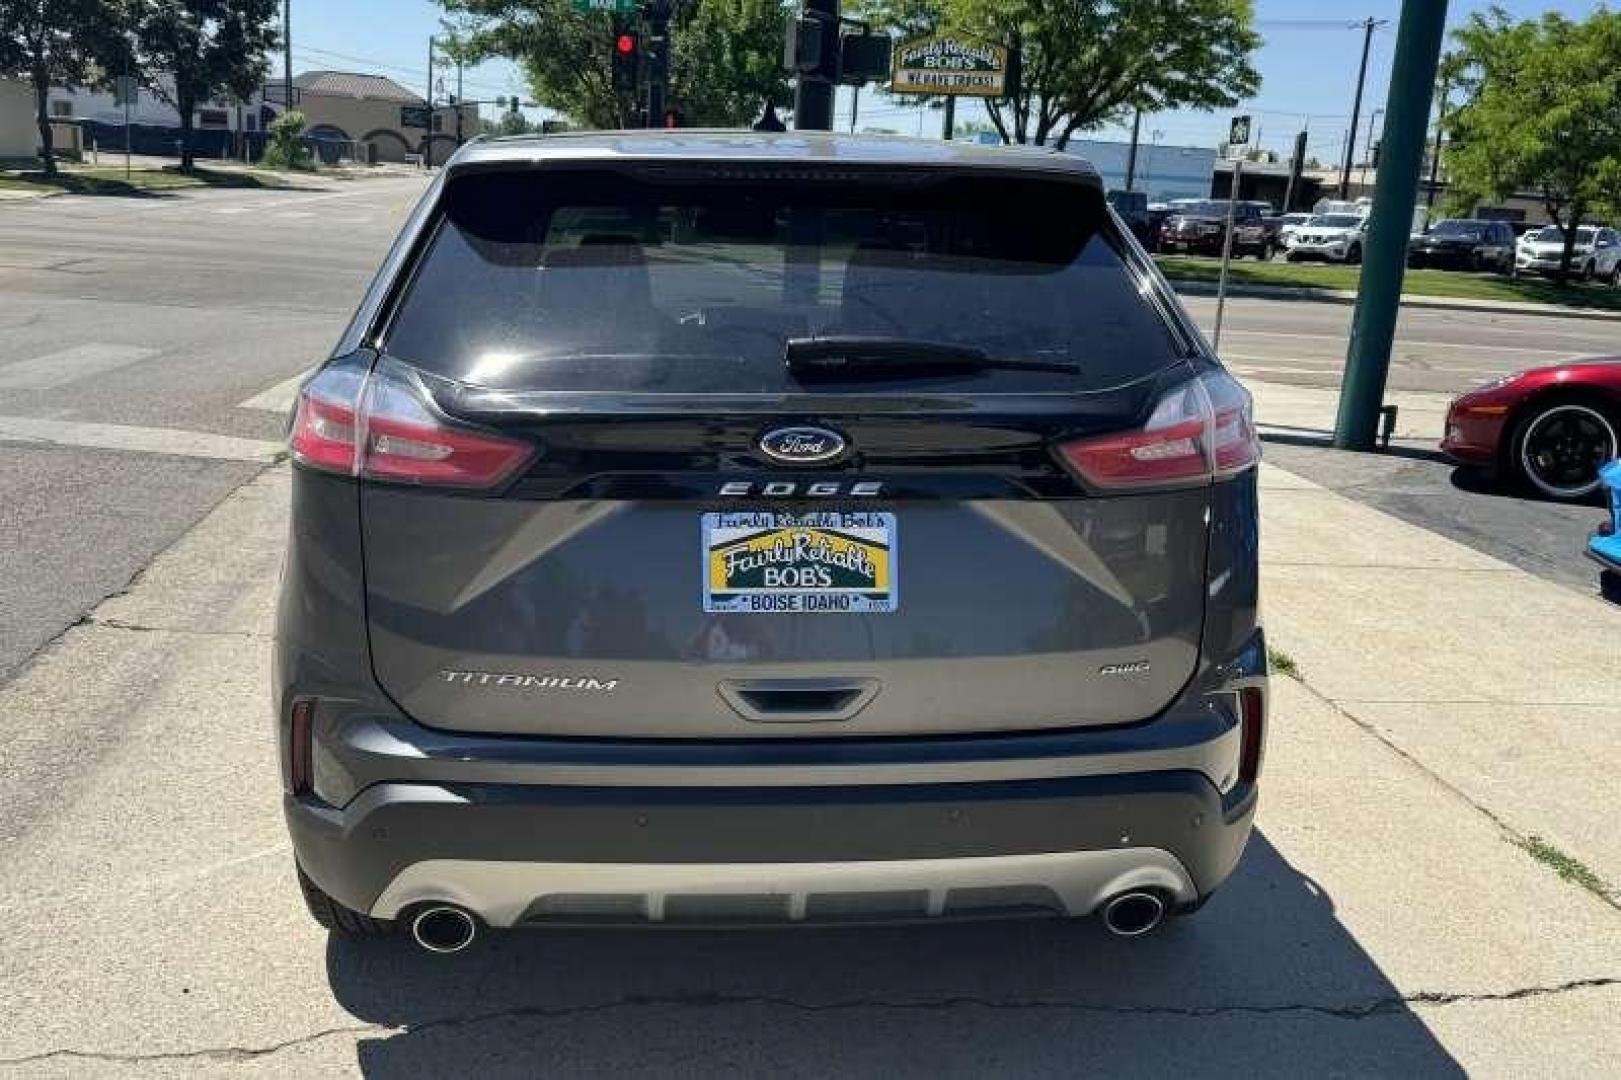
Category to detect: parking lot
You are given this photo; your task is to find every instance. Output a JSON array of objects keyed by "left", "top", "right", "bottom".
[{"left": 2, "top": 178, "right": 1619, "bottom": 1077}]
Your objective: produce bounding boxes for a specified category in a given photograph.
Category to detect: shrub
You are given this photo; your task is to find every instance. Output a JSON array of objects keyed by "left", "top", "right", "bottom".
[{"left": 262, "top": 110, "right": 316, "bottom": 171}]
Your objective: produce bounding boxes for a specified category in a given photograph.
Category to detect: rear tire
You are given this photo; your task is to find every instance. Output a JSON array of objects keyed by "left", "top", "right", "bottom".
[
  {"left": 298, "top": 865, "right": 394, "bottom": 937},
  {"left": 1346, "top": 244, "right": 1363, "bottom": 266}
]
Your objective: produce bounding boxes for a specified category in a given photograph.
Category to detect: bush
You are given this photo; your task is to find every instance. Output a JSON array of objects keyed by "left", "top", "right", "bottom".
[{"left": 262, "top": 110, "right": 316, "bottom": 171}]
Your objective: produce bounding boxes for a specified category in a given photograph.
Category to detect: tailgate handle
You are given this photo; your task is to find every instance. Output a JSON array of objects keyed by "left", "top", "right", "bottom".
[{"left": 718, "top": 678, "right": 880, "bottom": 723}]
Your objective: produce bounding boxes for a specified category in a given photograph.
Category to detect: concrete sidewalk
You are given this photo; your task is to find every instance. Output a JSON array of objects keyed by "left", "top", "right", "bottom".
[
  {"left": 0, "top": 464, "right": 1617, "bottom": 1075},
  {"left": 1258, "top": 461, "right": 1621, "bottom": 905},
  {"left": 1245, "top": 378, "right": 1453, "bottom": 445}
]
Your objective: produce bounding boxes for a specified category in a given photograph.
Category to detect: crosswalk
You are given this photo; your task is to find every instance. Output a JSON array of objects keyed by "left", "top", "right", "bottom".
[{"left": 0, "top": 339, "right": 302, "bottom": 463}]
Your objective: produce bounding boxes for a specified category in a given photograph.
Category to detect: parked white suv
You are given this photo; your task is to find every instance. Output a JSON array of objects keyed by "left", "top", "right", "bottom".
[
  {"left": 1285, "top": 213, "right": 1368, "bottom": 265},
  {"left": 1515, "top": 225, "right": 1621, "bottom": 282}
]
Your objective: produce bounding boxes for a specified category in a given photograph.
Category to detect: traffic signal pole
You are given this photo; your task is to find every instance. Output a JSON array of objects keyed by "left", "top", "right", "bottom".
[
  {"left": 792, "top": 0, "right": 838, "bottom": 131},
  {"left": 1333, "top": 0, "right": 1451, "bottom": 450}
]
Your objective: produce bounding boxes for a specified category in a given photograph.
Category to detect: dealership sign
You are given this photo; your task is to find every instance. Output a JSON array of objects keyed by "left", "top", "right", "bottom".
[{"left": 890, "top": 34, "right": 1009, "bottom": 97}]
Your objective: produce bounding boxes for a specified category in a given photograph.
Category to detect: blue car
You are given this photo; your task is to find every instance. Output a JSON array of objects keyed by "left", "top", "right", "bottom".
[{"left": 1589, "top": 460, "right": 1621, "bottom": 585}]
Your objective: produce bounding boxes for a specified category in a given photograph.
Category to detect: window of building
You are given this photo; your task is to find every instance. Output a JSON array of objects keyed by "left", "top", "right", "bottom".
[
  {"left": 50, "top": 101, "right": 73, "bottom": 118},
  {"left": 198, "top": 109, "right": 229, "bottom": 130}
]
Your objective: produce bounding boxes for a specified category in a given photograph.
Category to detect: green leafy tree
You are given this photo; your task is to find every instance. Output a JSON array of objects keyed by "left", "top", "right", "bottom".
[
  {"left": 438, "top": 0, "right": 790, "bottom": 129},
  {"left": 863, "top": 0, "right": 1260, "bottom": 149},
  {"left": 1444, "top": 9, "right": 1621, "bottom": 280},
  {"left": 0, "top": 0, "right": 130, "bottom": 175},
  {"left": 130, "top": 0, "right": 279, "bottom": 172},
  {"left": 261, "top": 107, "right": 313, "bottom": 169}
]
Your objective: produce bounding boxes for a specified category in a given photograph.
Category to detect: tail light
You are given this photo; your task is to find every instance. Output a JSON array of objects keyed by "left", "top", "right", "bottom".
[
  {"left": 287, "top": 697, "right": 315, "bottom": 796},
  {"left": 1237, "top": 685, "right": 1266, "bottom": 785},
  {"left": 289, "top": 360, "right": 534, "bottom": 489},
  {"left": 1055, "top": 370, "right": 1259, "bottom": 490}
]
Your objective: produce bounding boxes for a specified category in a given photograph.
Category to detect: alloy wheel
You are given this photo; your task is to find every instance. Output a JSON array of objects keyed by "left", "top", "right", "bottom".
[{"left": 1517, "top": 403, "right": 1618, "bottom": 499}]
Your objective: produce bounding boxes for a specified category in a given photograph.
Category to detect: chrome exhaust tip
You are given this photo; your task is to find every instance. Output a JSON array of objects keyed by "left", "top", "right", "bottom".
[
  {"left": 1100, "top": 891, "right": 1166, "bottom": 938},
  {"left": 409, "top": 905, "right": 478, "bottom": 954}
]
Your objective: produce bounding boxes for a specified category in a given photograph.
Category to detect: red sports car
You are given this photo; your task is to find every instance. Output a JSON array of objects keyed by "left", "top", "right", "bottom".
[{"left": 1442, "top": 357, "right": 1621, "bottom": 500}]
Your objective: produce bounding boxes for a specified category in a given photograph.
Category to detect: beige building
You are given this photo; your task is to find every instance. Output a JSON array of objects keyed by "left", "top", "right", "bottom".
[
  {"left": 268, "top": 71, "right": 476, "bottom": 165},
  {"left": 1, "top": 78, "right": 38, "bottom": 161}
]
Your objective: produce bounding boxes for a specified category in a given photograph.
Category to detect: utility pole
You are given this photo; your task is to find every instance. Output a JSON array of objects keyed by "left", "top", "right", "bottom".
[
  {"left": 1340, "top": 16, "right": 1385, "bottom": 200},
  {"left": 425, "top": 36, "right": 435, "bottom": 158},
  {"left": 942, "top": 96, "right": 955, "bottom": 140},
  {"left": 1360, "top": 106, "right": 1384, "bottom": 188},
  {"left": 455, "top": 60, "right": 464, "bottom": 145},
  {"left": 791, "top": 0, "right": 838, "bottom": 131},
  {"left": 1124, "top": 108, "right": 1142, "bottom": 192},
  {"left": 1334, "top": 0, "right": 1450, "bottom": 450},
  {"left": 282, "top": 0, "right": 292, "bottom": 117},
  {"left": 1426, "top": 76, "right": 1449, "bottom": 211},
  {"left": 1283, "top": 129, "right": 1308, "bottom": 212}
]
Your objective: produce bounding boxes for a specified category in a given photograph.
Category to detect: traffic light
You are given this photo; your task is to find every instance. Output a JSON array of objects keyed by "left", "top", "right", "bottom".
[{"left": 611, "top": 18, "right": 639, "bottom": 95}]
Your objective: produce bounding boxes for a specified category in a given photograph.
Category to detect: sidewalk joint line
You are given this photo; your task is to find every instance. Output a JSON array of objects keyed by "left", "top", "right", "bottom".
[{"left": 1288, "top": 678, "right": 1621, "bottom": 909}]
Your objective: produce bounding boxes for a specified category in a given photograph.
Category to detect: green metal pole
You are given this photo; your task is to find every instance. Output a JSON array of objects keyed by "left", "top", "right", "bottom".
[{"left": 1334, "top": 0, "right": 1451, "bottom": 451}]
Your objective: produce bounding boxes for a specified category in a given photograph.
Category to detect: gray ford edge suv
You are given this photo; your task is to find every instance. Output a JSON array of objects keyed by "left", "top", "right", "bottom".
[{"left": 276, "top": 132, "right": 1267, "bottom": 953}]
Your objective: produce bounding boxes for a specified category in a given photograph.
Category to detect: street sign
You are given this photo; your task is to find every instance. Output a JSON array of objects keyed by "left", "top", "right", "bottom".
[
  {"left": 400, "top": 105, "right": 431, "bottom": 129},
  {"left": 571, "top": 0, "right": 638, "bottom": 12},
  {"left": 1228, "top": 114, "right": 1252, "bottom": 146},
  {"left": 890, "top": 34, "right": 1009, "bottom": 97}
]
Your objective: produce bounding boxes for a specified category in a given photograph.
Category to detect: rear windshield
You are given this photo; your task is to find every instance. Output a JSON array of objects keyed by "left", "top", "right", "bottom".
[
  {"left": 1430, "top": 220, "right": 1484, "bottom": 238},
  {"left": 1531, "top": 226, "right": 1595, "bottom": 244},
  {"left": 1309, "top": 214, "right": 1362, "bottom": 228},
  {"left": 384, "top": 168, "right": 1183, "bottom": 393}
]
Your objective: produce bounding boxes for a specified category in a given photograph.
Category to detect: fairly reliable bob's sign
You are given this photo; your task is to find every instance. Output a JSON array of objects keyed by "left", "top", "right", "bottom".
[{"left": 890, "top": 34, "right": 1010, "bottom": 97}]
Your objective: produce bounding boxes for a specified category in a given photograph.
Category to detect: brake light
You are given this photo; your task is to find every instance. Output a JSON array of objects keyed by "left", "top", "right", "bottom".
[
  {"left": 1055, "top": 370, "right": 1259, "bottom": 490},
  {"left": 289, "top": 361, "right": 534, "bottom": 489}
]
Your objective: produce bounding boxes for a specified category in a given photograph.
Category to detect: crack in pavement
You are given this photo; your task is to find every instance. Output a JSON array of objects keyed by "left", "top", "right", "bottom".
[
  {"left": 3, "top": 977, "right": 1617, "bottom": 1068},
  {"left": 86, "top": 616, "right": 273, "bottom": 641}
]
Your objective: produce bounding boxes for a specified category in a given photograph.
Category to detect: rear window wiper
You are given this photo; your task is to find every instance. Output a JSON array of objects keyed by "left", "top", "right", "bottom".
[{"left": 784, "top": 336, "right": 1080, "bottom": 378}]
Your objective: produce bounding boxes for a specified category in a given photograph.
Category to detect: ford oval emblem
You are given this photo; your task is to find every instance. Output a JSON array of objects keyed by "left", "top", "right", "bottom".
[{"left": 758, "top": 426, "right": 848, "bottom": 465}]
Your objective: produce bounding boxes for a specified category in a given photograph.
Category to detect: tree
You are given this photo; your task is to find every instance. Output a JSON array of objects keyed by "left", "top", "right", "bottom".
[
  {"left": 438, "top": 0, "right": 789, "bottom": 129},
  {"left": 130, "top": 0, "right": 279, "bottom": 172},
  {"left": 864, "top": 0, "right": 1260, "bottom": 150},
  {"left": 0, "top": 0, "right": 129, "bottom": 175},
  {"left": 1443, "top": 10, "right": 1621, "bottom": 280}
]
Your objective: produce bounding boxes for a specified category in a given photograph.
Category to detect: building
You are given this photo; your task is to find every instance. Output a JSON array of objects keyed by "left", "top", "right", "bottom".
[
  {"left": 264, "top": 71, "right": 476, "bottom": 166},
  {"left": 1, "top": 78, "right": 35, "bottom": 161},
  {"left": 44, "top": 77, "right": 260, "bottom": 161},
  {"left": 1064, "top": 138, "right": 1218, "bottom": 204}
]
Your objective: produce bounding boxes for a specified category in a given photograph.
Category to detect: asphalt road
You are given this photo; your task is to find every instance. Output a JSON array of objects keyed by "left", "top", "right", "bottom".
[
  {"left": 0, "top": 174, "right": 426, "bottom": 679},
  {"left": 1, "top": 179, "right": 1615, "bottom": 682},
  {"left": 1181, "top": 293, "right": 1621, "bottom": 393}
]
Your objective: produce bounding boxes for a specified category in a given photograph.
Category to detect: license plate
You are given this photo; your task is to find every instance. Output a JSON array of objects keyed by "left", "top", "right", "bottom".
[{"left": 702, "top": 511, "right": 897, "bottom": 613}]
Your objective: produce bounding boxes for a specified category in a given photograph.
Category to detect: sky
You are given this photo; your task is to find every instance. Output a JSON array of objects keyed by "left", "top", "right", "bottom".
[{"left": 290, "top": 0, "right": 1604, "bottom": 148}]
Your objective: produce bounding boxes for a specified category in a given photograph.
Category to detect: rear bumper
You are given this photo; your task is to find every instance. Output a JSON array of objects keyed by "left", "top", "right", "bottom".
[{"left": 288, "top": 771, "right": 1255, "bottom": 926}]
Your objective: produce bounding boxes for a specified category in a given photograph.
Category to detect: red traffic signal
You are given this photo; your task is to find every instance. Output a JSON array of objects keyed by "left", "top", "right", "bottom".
[{"left": 615, "top": 33, "right": 636, "bottom": 55}]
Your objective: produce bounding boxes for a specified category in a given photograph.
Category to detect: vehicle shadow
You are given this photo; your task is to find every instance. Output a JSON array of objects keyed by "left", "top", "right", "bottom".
[{"left": 324, "top": 832, "right": 1464, "bottom": 1078}]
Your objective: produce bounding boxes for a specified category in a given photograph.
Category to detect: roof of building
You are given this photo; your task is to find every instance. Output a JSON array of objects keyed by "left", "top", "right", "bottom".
[
  {"left": 293, "top": 71, "right": 422, "bottom": 103},
  {"left": 449, "top": 130, "right": 1104, "bottom": 182}
]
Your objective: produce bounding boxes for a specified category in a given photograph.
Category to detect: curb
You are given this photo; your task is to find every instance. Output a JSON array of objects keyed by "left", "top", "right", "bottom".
[{"left": 1168, "top": 278, "right": 1621, "bottom": 323}]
